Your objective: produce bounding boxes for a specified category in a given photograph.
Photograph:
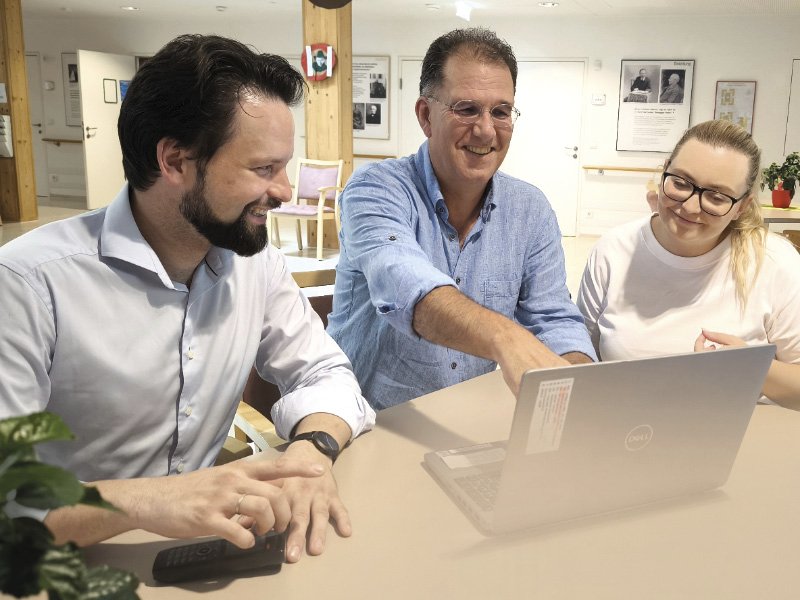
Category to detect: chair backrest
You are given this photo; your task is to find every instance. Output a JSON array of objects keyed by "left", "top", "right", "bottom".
[
  {"left": 782, "top": 229, "right": 800, "bottom": 253},
  {"left": 294, "top": 158, "right": 343, "bottom": 203}
]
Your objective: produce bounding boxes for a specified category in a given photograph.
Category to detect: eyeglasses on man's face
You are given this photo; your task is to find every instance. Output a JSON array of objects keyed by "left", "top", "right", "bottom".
[
  {"left": 426, "top": 96, "right": 520, "bottom": 129},
  {"left": 660, "top": 171, "right": 748, "bottom": 217}
]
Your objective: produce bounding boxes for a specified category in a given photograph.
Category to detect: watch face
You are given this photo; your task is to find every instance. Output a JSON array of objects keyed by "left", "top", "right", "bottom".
[{"left": 312, "top": 431, "right": 339, "bottom": 454}]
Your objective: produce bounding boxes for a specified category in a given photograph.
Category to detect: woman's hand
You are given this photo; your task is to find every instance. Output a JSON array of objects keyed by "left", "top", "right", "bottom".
[{"left": 694, "top": 328, "right": 747, "bottom": 352}]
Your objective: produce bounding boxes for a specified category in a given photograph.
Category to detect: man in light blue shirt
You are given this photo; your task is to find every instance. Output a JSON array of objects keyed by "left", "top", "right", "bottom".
[{"left": 328, "top": 28, "right": 595, "bottom": 409}]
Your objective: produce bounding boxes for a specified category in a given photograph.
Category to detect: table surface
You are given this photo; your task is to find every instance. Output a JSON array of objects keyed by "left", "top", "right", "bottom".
[
  {"left": 73, "top": 371, "right": 800, "bottom": 599},
  {"left": 761, "top": 204, "right": 800, "bottom": 223}
]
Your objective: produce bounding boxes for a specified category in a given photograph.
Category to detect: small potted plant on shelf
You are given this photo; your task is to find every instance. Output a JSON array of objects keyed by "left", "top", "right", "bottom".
[
  {"left": 761, "top": 151, "right": 800, "bottom": 208},
  {"left": 0, "top": 412, "right": 140, "bottom": 600}
]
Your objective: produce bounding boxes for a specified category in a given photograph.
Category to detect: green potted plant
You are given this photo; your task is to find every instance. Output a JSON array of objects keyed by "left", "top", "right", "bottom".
[
  {"left": 0, "top": 412, "right": 139, "bottom": 600},
  {"left": 761, "top": 151, "right": 800, "bottom": 208}
]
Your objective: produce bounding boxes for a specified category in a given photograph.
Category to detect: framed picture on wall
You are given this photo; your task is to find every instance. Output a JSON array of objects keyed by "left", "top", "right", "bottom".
[
  {"left": 61, "top": 52, "right": 82, "bottom": 127},
  {"left": 616, "top": 59, "right": 695, "bottom": 152},
  {"left": 714, "top": 81, "right": 756, "bottom": 134},
  {"left": 353, "top": 56, "right": 390, "bottom": 139},
  {"left": 103, "top": 79, "right": 118, "bottom": 104}
]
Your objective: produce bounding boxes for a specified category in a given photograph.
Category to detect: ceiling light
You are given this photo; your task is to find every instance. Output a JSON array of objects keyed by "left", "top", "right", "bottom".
[
  {"left": 425, "top": 3, "right": 440, "bottom": 10},
  {"left": 216, "top": 5, "right": 227, "bottom": 11},
  {"left": 455, "top": 0, "right": 472, "bottom": 21},
  {"left": 120, "top": 6, "right": 139, "bottom": 10},
  {"left": 538, "top": 2, "right": 559, "bottom": 7}
]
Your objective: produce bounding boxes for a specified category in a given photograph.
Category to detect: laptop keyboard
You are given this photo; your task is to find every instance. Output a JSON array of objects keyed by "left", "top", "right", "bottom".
[{"left": 454, "top": 471, "right": 501, "bottom": 511}]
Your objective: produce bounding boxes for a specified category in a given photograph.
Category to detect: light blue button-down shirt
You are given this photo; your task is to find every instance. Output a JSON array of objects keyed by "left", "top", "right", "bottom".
[
  {"left": 328, "top": 142, "right": 595, "bottom": 410},
  {"left": 0, "top": 186, "right": 374, "bottom": 482}
]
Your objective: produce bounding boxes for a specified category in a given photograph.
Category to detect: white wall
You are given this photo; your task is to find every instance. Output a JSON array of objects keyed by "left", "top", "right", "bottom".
[{"left": 22, "top": 12, "right": 800, "bottom": 232}]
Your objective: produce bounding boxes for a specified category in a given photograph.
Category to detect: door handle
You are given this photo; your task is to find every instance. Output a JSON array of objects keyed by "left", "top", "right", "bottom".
[
  {"left": 86, "top": 126, "right": 98, "bottom": 139},
  {"left": 563, "top": 145, "right": 578, "bottom": 151},
  {"left": 32, "top": 122, "right": 42, "bottom": 127}
]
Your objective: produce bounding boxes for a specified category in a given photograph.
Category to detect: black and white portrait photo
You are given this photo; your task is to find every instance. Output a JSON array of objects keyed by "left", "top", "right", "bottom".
[
  {"left": 370, "top": 73, "right": 387, "bottom": 99},
  {"left": 659, "top": 70, "right": 685, "bottom": 104},
  {"left": 366, "top": 103, "right": 381, "bottom": 125},
  {"left": 623, "top": 64, "right": 660, "bottom": 103},
  {"left": 353, "top": 102, "right": 365, "bottom": 130}
]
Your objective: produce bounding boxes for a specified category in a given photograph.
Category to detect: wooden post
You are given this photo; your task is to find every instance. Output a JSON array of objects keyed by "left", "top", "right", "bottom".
[
  {"left": 302, "top": 0, "right": 353, "bottom": 250},
  {"left": 0, "top": 0, "right": 37, "bottom": 222}
]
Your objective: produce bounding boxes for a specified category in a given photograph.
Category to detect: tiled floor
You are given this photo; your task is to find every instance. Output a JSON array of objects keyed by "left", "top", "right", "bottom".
[
  {"left": 0, "top": 203, "right": 85, "bottom": 247},
  {"left": 0, "top": 197, "right": 598, "bottom": 296}
]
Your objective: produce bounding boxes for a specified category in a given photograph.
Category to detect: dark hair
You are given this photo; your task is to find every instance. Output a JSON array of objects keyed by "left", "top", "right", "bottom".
[
  {"left": 118, "top": 34, "right": 305, "bottom": 191},
  {"left": 419, "top": 27, "right": 517, "bottom": 97}
]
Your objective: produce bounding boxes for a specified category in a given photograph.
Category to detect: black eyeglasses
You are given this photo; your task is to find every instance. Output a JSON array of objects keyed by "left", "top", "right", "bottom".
[
  {"left": 426, "top": 96, "right": 520, "bottom": 129},
  {"left": 660, "top": 170, "right": 748, "bottom": 217}
]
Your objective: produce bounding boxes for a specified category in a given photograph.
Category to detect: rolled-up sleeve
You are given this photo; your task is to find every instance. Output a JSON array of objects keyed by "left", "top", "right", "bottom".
[
  {"left": 338, "top": 170, "right": 454, "bottom": 339},
  {"left": 257, "top": 251, "right": 375, "bottom": 441},
  {"left": 516, "top": 205, "right": 597, "bottom": 361}
]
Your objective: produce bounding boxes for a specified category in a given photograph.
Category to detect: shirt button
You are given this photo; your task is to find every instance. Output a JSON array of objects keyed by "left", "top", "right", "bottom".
[
  {"left": 450, "top": 362, "right": 457, "bottom": 369},
  {"left": 187, "top": 349, "right": 195, "bottom": 360},
  {"left": 436, "top": 206, "right": 444, "bottom": 214},
  {"left": 388, "top": 235, "right": 397, "bottom": 241},
  {"left": 184, "top": 406, "right": 193, "bottom": 417},
  {"left": 449, "top": 234, "right": 456, "bottom": 241},
  {"left": 455, "top": 277, "right": 461, "bottom": 284},
  {"left": 176, "top": 461, "right": 185, "bottom": 474}
]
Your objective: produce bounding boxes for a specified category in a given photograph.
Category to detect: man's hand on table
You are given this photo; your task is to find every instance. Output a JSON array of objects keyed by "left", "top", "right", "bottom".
[
  {"left": 279, "top": 440, "right": 351, "bottom": 563},
  {"left": 132, "top": 456, "right": 326, "bottom": 549}
]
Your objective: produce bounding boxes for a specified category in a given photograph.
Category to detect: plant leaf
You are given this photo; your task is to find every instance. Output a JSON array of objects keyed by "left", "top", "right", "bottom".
[
  {"left": 0, "top": 412, "right": 74, "bottom": 454},
  {"left": 0, "top": 517, "right": 54, "bottom": 598},
  {"left": 84, "top": 566, "right": 140, "bottom": 600},
  {"left": 38, "top": 543, "right": 88, "bottom": 600},
  {"left": 0, "top": 462, "right": 85, "bottom": 509},
  {"left": 0, "top": 452, "right": 22, "bottom": 482},
  {"left": 79, "top": 486, "right": 121, "bottom": 513}
]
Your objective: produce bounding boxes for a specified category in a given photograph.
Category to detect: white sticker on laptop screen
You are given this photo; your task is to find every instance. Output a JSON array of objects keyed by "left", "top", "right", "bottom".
[{"left": 526, "top": 378, "right": 574, "bottom": 454}]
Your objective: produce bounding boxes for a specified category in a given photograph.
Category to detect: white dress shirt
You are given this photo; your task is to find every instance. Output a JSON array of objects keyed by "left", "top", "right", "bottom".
[{"left": 0, "top": 186, "right": 374, "bottom": 482}]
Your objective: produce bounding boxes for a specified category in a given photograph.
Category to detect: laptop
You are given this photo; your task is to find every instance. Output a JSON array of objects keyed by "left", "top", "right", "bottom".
[{"left": 423, "top": 345, "right": 775, "bottom": 535}]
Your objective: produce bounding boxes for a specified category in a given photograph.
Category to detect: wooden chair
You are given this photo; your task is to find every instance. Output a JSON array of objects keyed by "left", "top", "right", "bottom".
[
  {"left": 269, "top": 158, "right": 344, "bottom": 260},
  {"left": 782, "top": 229, "right": 800, "bottom": 253}
]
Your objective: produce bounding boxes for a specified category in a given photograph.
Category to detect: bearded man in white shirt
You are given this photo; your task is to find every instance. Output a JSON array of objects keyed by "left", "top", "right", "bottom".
[{"left": 0, "top": 34, "right": 374, "bottom": 562}]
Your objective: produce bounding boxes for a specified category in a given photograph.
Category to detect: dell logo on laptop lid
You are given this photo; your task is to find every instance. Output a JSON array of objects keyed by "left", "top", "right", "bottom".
[{"left": 625, "top": 425, "right": 653, "bottom": 451}]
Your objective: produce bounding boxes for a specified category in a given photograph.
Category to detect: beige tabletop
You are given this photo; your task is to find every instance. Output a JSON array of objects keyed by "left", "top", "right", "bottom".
[
  {"left": 761, "top": 204, "right": 800, "bottom": 224},
  {"left": 80, "top": 370, "right": 800, "bottom": 599}
]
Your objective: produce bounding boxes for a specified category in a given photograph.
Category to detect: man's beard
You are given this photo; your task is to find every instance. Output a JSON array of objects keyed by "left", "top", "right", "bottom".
[{"left": 179, "top": 176, "right": 268, "bottom": 257}]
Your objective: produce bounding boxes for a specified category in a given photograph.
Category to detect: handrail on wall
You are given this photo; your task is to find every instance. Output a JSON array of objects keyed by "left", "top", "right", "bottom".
[
  {"left": 353, "top": 153, "right": 396, "bottom": 160},
  {"left": 42, "top": 138, "right": 83, "bottom": 147},
  {"left": 582, "top": 164, "right": 663, "bottom": 175}
]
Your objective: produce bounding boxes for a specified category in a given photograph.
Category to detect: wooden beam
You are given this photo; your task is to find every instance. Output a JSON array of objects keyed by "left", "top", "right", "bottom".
[
  {"left": 302, "top": 0, "right": 353, "bottom": 249},
  {"left": 0, "top": 0, "right": 37, "bottom": 222}
]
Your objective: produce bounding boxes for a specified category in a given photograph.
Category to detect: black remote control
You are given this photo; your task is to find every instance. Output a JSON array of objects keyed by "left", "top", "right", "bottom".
[{"left": 152, "top": 531, "right": 285, "bottom": 584}]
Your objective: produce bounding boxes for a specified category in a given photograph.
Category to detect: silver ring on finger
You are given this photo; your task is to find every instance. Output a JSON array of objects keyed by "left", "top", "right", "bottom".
[{"left": 235, "top": 493, "right": 247, "bottom": 515}]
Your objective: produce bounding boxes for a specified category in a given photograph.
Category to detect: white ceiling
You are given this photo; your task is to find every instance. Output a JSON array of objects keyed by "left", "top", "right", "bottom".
[{"left": 21, "top": 0, "right": 800, "bottom": 22}]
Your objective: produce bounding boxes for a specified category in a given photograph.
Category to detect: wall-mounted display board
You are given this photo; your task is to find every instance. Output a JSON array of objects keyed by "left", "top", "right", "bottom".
[
  {"left": 714, "top": 80, "right": 756, "bottom": 134},
  {"left": 62, "top": 53, "right": 81, "bottom": 127},
  {"left": 617, "top": 59, "right": 694, "bottom": 152},
  {"left": 353, "top": 56, "right": 389, "bottom": 140}
]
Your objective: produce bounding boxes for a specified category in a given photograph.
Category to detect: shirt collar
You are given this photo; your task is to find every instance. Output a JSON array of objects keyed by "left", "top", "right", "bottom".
[
  {"left": 100, "top": 184, "right": 232, "bottom": 289},
  {"left": 414, "top": 141, "right": 498, "bottom": 223}
]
